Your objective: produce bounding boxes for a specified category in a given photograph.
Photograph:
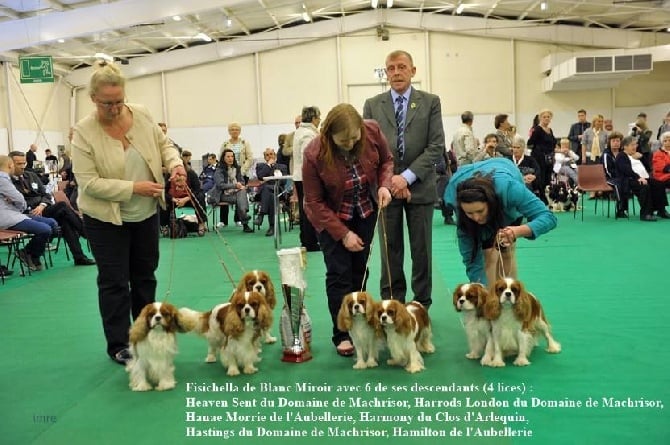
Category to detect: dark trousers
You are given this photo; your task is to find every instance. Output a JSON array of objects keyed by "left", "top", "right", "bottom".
[
  {"left": 627, "top": 177, "right": 668, "bottom": 217},
  {"left": 317, "top": 212, "right": 376, "bottom": 346},
  {"left": 258, "top": 186, "right": 276, "bottom": 227},
  {"left": 296, "top": 181, "right": 319, "bottom": 249},
  {"left": 531, "top": 150, "right": 552, "bottom": 204},
  {"left": 10, "top": 216, "right": 56, "bottom": 260},
  {"left": 83, "top": 213, "right": 159, "bottom": 357},
  {"left": 43, "top": 201, "right": 86, "bottom": 259},
  {"left": 378, "top": 200, "right": 434, "bottom": 307}
]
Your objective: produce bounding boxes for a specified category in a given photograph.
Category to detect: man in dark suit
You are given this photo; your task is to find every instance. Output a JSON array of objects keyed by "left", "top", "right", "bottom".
[
  {"left": 363, "top": 50, "right": 445, "bottom": 309},
  {"left": 254, "top": 148, "right": 289, "bottom": 237},
  {"left": 9, "top": 151, "right": 95, "bottom": 266},
  {"left": 567, "top": 109, "right": 590, "bottom": 163}
]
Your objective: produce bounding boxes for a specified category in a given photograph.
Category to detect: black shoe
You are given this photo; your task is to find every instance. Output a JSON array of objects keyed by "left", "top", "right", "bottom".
[
  {"left": 641, "top": 214, "right": 658, "bottom": 222},
  {"left": 242, "top": 224, "right": 253, "bottom": 233},
  {"left": 0, "top": 266, "right": 13, "bottom": 276},
  {"left": 111, "top": 348, "right": 132, "bottom": 366},
  {"left": 657, "top": 211, "right": 670, "bottom": 219},
  {"left": 265, "top": 227, "right": 274, "bottom": 237},
  {"left": 74, "top": 257, "right": 96, "bottom": 266},
  {"left": 443, "top": 215, "right": 456, "bottom": 225},
  {"left": 615, "top": 210, "right": 629, "bottom": 219},
  {"left": 16, "top": 249, "right": 36, "bottom": 271}
]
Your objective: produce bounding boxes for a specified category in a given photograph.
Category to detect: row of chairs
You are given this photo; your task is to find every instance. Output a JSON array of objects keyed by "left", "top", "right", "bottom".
[{"left": 0, "top": 228, "right": 69, "bottom": 283}]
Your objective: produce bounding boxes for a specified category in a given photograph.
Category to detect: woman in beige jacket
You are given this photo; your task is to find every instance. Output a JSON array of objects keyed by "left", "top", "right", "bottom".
[{"left": 71, "top": 61, "right": 185, "bottom": 366}]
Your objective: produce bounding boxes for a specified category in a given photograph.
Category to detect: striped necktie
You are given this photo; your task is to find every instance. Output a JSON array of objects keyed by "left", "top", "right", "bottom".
[{"left": 395, "top": 95, "right": 405, "bottom": 160}]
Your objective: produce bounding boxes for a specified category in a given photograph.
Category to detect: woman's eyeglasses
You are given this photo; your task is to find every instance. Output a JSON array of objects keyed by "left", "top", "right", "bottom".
[{"left": 96, "top": 99, "right": 125, "bottom": 109}]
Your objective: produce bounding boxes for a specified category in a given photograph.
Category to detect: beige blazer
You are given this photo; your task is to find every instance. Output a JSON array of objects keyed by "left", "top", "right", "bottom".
[{"left": 72, "top": 103, "right": 183, "bottom": 226}]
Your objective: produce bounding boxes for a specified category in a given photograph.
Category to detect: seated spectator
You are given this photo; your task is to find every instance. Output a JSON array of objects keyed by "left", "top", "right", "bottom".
[
  {"left": 602, "top": 131, "right": 631, "bottom": 218},
  {"left": 652, "top": 131, "right": 670, "bottom": 187},
  {"left": 210, "top": 148, "right": 253, "bottom": 233},
  {"left": 0, "top": 155, "right": 56, "bottom": 271},
  {"left": 8, "top": 151, "right": 95, "bottom": 266},
  {"left": 615, "top": 136, "right": 669, "bottom": 221},
  {"left": 199, "top": 153, "right": 218, "bottom": 194},
  {"left": 553, "top": 138, "right": 579, "bottom": 186},
  {"left": 254, "top": 148, "right": 288, "bottom": 236},
  {"left": 160, "top": 151, "right": 207, "bottom": 236},
  {"left": 511, "top": 135, "right": 545, "bottom": 204},
  {"left": 630, "top": 117, "right": 653, "bottom": 171},
  {"left": 58, "top": 168, "right": 79, "bottom": 210},
  {"left": 474, "top": 133, "right": 503, "bottom": 162}
]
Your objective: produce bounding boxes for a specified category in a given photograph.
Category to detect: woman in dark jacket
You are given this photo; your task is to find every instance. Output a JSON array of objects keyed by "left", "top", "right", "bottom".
[
  {"left": 302, "top": 103, "right": 393, "bottom": 356},
  {"left": 527, "top": 109, "right": 558, "bottom": 191}
]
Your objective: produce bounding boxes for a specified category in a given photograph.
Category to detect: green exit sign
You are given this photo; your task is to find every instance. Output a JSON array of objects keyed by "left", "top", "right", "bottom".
[{"left": 19, "top": 56, "right": 54, "bottom": 83}]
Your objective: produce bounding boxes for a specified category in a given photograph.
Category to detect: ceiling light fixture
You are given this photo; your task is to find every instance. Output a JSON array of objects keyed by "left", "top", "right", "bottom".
[
  {"left": 455, "top": 4, "right": 465, "bottom": 14},
  {"left": 302, "top": 11, "right": 311, "bottom": 22},
  {"left": 540, "top": 2, "right": 548, "bottom": 11},
  {"left": 57, "top": 38, "right": 65, "bottom": 43},
  {"left": 371, "top": 0, "right": 379, "bottom": 9},
  {"left": 195, "top": 32, "right": 212, "bottom": 42},
  {"left": 387, "top": 0, "right": 394, "bottom": 7},
  {"left": 226, "top": 17, "right": 233, "bottom": 27},
  {"left": 172, "top": 15, "right": 182, "bottom": 21}
]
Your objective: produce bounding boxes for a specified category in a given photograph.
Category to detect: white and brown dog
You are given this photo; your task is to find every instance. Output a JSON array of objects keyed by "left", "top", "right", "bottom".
[
  {"left": 337, "top": 292, "right": 379, "bottom": 369},
  {"left": 181, "top": 291, "right": 272, "bottom": 376},
  {"left": 236, "top": 270, "right": 277, "bottom": 344},
  {"left": 127, "top": 302, "right": 195, "bottom": 391},
  {"left": 482, "top": 278, "right": 561, "bottom": 367},
  {"left": 452, "top": 283, "right": 491, "bottom": 360},
  {"left": 372, "top": 300, "right": 434, "bottom": 373}
]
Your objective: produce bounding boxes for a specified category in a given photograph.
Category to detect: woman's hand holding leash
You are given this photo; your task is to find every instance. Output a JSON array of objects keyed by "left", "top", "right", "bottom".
[
  {"left": 378, "top": 187, "right": 392, "bottom": 208},
  {"left": 497, "top": 227, "right": 517, "bottom": 248},
  {"left": 342, "top": 230, "right": 364, "bottom": 252}
]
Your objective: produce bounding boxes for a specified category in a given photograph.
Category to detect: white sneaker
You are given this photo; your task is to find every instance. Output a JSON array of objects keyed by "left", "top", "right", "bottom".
[
  {"left": 216, "top": 222, "right": 226, "bottom": 228},
  {"left": 236, "top": 221, "right": 242, "bottom": 227}
]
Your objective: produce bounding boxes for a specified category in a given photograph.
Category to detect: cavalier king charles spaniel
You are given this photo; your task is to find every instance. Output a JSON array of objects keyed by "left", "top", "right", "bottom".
[
  {"left": 372, "top": 300, "right": 434, "bottom": 373},
  {"left": 453, "top": 283, "right": 491, "bottom": 360},
  {"left": 482, "top": 278, "right": 561, "bottom": 367},
  {"left": 236, "top": 270, "right": 277, "bottom": 344},
  {"left": 181, "top": 291, "right": 272, "bottom": 376},
  {"left": 126, "top": 302, "right": 195, "bottom": 391},
  {"left": 336, "top": 292, "right": 379, "bottom": 369}
]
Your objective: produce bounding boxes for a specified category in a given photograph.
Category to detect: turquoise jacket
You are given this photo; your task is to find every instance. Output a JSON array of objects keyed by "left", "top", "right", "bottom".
[{"left": 444, "top": 158, "right": 557, "bottom": 284}]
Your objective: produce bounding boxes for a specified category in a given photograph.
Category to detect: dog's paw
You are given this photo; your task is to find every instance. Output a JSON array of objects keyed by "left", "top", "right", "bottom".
[
  {"left": 242, "top": 365, "right": 258, "bottom": 375},
  {"left": 156, "top": 380, "right": 176, "bottom": 391},
  {"left": 546, "top": 342, "right": 562, "bottom": 353},
  {"left": 387, "top": 358, "right": 400, "bottom": 366},
  {"left": 264, "top": 334, "right": 277, "bottom": 344},
  {"left": 489, "top": 358, "right": 506, "bottom": 367},
  {"left": 353, "top": 361, "right": 367, "bottom": 370},
  {"left": 227, "top": 366, "right": 241, "bottom": 377},
  {"left": 419, "top": 343, "right": 435, "bottom": 354},
  {"left": 205, "top": 354, "right": 216, "bottom": 363},
  {"left": 130, "top": 382, "right": 153, "bottom": 392},
  {"left": 466, "top": 351, "right": 482, "bottom": 360},
  {"left": 366, "top": 358, "right": 378, "bottom": 368},
  {"left": 513, "top": 356, "right": 531, "bottom": 366},
  {"left": 405, "top": 362, "right": 424, "bottom": 373}
]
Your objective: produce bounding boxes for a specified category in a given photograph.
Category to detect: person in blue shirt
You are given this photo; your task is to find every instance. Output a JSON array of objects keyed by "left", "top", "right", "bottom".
[{"left": 444, "top": 158, "right": 556, "bottom": 285}]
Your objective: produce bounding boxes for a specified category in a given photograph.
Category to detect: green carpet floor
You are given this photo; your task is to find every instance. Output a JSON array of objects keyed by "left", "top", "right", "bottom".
[{"left": 1, "top": 207, "right": 668, "bottom": 445}]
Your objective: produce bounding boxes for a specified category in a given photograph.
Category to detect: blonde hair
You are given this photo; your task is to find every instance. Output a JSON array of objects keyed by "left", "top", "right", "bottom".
[
  {"left": 539, "top": 109, "right": 553, "bottom": 119},
  {"left": 88, "top": 61, "right": 125, "bottom": 97},
  {"left": 560, "top": 138, "right": 570, "bottom": 146}
]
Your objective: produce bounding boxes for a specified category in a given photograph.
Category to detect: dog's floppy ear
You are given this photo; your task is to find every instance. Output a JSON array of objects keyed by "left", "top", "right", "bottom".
[
  {"left": 256, "top": 296, "right": 273, "bottom": 331},
  {"left": 223, "top": 299, "right": 244, "bottom": 337},
  {"left": 336, "top": 296, "right": 353, "bottom": 332},
  {"left": 483, "top": 282, "right": 503, "bottom": 321},
  {"left": 129, "top": 304, "right": 152, "bottom": 344}
]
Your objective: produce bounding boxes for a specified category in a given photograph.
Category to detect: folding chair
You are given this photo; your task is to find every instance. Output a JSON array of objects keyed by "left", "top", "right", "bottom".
[{"left": 575, "top": 165, "right": 614, "bottom": 221}]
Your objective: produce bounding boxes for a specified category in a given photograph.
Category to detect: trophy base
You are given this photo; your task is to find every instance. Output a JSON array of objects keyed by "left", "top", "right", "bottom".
[{"left": 281, "top": 349, "right": 312, "bottom": 363}]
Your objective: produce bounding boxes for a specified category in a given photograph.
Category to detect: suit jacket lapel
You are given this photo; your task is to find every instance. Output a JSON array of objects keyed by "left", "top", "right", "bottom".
[
  {"left": 405, "top": 89, "right": 421, "bottom": 129},
  {"left": 381, "top": 92, "right": 397, "bottom": 128}
]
